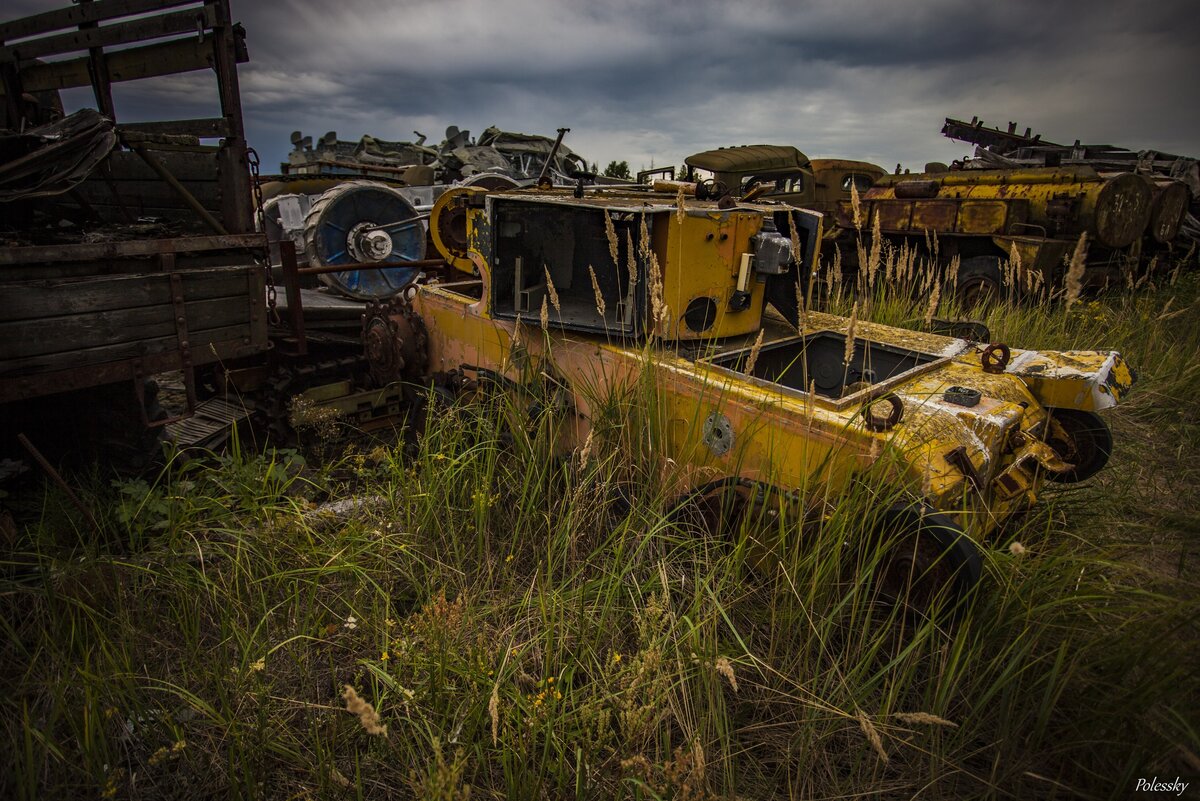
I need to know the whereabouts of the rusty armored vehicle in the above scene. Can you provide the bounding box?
[343,182,1135,607]
[0,0,268,467]
[684,145,885,218]
[686,143,1192,305]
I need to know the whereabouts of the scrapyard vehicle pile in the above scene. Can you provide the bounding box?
[0,0,1142,614]
[255,124,603,298]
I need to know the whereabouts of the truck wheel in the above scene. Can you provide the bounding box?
[871,503,981,615]
[666,478,805,570]
[1043,408,1112,483]
[955,256,1005,308]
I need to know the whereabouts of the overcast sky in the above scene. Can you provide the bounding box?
[11,0,1200,175]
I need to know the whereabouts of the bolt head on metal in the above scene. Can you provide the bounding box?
[361,229,393,260]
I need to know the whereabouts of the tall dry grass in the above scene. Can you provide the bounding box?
[1,240,1198,799]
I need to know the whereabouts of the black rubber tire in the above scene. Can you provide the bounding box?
[1043,408,1113,483]
[955,255,1005,308]
[872,503,981,615]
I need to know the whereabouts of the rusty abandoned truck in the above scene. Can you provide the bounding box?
[684,143,1192,305]
[340,181,1135,608]
[0,0,269,468]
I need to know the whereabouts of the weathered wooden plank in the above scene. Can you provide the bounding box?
[0,35,226,96]
[74,179,221,209]
[0,0,200,43]
[52,206,224,232]
[0,233,265,266]
[0,267,254,322]
[97,149,221,181]
[1,6,218,63]
[0,333,259,403]
[119,118,230,139]
[1,251,260,281]
[0,322,254,377]
[75,176,219,194]
[132,144,227,234]
[0,294,251,360]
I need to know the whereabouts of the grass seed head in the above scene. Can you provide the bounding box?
[342,685,387,737]
[1065,232,1088,310]
[867,212,882,290]
[830,245,842,295]
[856,708,888,763]
[544,266,560,313]
[604,212,620,267]
[625,230,638,290]
[795,275,806,332]
[894,712,958,728]
[489,684,500,745]
[588,265,606,317]
[844,302,858,365]
[744,330,765,376]
[715,656,739,693]
[789,211,802,264]
[648,253,668,329]
[924,281,942,328]
[577,427,594,471]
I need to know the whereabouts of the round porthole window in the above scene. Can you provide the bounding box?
[684,297,718,332]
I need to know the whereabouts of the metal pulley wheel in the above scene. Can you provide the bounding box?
[303,180,427,299]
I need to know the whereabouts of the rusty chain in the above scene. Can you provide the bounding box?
[246,147,281,325]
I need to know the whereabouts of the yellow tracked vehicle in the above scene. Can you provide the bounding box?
[353,183,1136,608]
[685,144,1191,305]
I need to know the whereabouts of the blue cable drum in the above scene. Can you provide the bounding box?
[302,180,427,299]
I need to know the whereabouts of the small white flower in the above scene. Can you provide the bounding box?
[343,615,358,630]
[1009,542,1026,556]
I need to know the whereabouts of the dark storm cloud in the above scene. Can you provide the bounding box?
[7,0,1199,174]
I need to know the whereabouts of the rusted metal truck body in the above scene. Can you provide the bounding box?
[350,184,1134,604]
[0,0,268,464]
